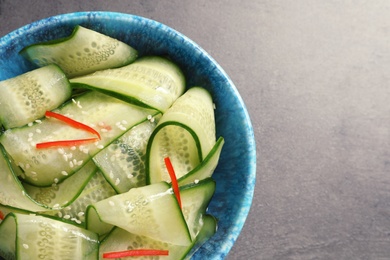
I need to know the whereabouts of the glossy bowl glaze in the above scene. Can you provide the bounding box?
[0,12,256,259]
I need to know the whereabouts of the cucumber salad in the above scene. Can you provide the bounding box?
[0,26,224,259]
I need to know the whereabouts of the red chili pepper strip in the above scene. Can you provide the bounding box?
[36,138,99,149]
[103,249,169,258]
[45,111,101,139]
[164,157,182,209]
[0,211,4,220]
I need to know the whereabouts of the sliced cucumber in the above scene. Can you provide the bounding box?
[146,87,216,184]
[0,213,99,260]
[180,178,216,240]
[93,115,161,193]
[44,170,117,226]
[20,25,138,78]
[87,182,191,246]
[98,227,188,260]
[0,91,158,187]
[0,64,71,129]
[98,214,217,260]
[0,144,47,212]
[178,136,224,186]
[70,56,186,112]
[22,161,97,209]
[0,144,103,215]
[183,214,218,260]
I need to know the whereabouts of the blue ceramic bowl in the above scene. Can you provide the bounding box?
[0,12,256,259]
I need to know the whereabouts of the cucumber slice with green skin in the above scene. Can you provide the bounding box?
[0,144,47,212]
[182,214,218,260]
[0,64,71,129]
[0,91,158,187]
[179,178,216,240]
[20,25,138,78]
[0,145,99,213]
[0,213,99,260]
[22,161,97,210]
[43,170,117,226]
[146,87,216,184]
[93,114,161,193]
[70,56,186,113]
[87,182,192,246]
[98,227,188,260]
[98,214,217,260]
[178,136,224,186]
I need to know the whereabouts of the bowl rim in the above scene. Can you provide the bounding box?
[0,11,257,259]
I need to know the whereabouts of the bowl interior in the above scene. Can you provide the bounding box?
[0,12,256,259]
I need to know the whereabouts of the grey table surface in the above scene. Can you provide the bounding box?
[1,1,390,259]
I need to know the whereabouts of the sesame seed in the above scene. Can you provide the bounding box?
[57,212,63,218]
[97,145,104,149]
[75,219,82,224]
[70,146,76,150]
[122,120,128,125]
[63,154,68,161]
[30,171,37,176]
[63,215,71,219]
[77,212,85,217]
[28,122,33,127]
[58,148,64,154]
[23,244,29,249]
[77,160,83,166]
[115,178,120,185]
[36,129,41,134]
[61,171,68,176]
[101,128,108,133]
[28,133,34,137]
[147,115,152,120]
[109,201,115,206]
[72,98,77,104]
[54,178,59,183]
[53,203,60,208]
[109,171,114,179]
[35,119,42,124]
[69,161,74,168]
[82,148,89,154]
[194,179,199,184]
[25,164,30,169]
[27,138,33,142]
[127,174,134,179]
